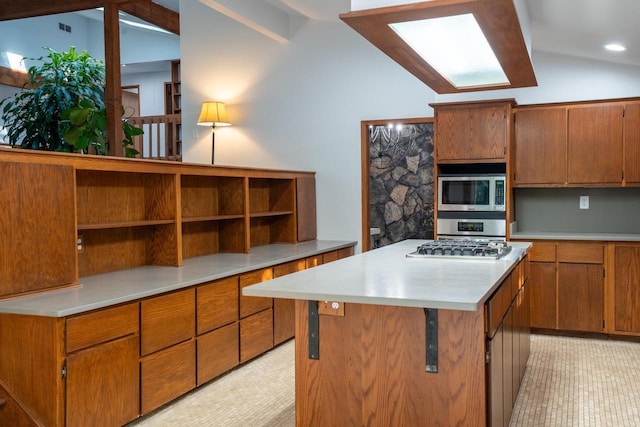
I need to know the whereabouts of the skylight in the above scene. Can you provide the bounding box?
[389,14,509,88]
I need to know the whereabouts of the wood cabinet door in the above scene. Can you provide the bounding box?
[567,105,623,184]
[435,108,471,161]
[558,263,604,331]
[488,324,504,427]
[436,106,508,161]
[471,104,508,161]
[502,305,514,425]
[614,245,640,333]
[239,268,273,318]
[529,262,557,329]
[624,103,640,183]
[514,108,567,185]
[66,335,139,427]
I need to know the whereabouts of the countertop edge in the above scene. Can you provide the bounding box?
[244,241,532,312]
[0,240,357,317]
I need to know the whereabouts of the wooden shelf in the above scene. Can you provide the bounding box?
[182,214,245,223]
[78,220,176,230]
[249,211,294,218]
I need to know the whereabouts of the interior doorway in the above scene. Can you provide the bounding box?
[361,117,434,251]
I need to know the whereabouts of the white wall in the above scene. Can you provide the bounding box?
[180,1,435,252]
[121,71,171,116]
[434,50,640,105]
[0,14,90,69]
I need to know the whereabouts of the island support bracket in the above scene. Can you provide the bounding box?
[308,300,319,360]
[425,308,438,373]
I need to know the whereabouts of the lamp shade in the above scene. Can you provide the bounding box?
[197,101,231,127]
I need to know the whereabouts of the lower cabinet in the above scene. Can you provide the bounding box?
[66,307,139,427]
[486,256,530,427]
[67,338,139,426]
[0,246,355,426]
[524,241,605,333]
[613,244,640,334]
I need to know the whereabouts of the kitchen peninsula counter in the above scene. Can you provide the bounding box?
[243,239,532,427]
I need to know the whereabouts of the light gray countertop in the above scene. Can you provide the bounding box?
[243,239,532,312]
[510,231,640,241]
[0,240,355,317]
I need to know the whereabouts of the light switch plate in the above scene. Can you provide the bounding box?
[580,196,589,209]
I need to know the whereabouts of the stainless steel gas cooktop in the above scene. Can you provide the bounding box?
[406,240,512,260]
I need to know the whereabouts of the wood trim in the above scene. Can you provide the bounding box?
[121,0,180,35]
[360,120,371,252]
[340,0,536,94]
[0,0,179,35]
[0,66,29,88]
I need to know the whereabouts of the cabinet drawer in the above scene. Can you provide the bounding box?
[529,242,556,262]
[239,268,273,318]
[322,250,339,264]
[197,276,238,335]
[486,276,510,338]
[141,339,196,414]
[558,243,604,264]
[337,247,354,259]
[305,255,322,269]
[66,302,138,353]
[274,259,305,277]
[197,322,239,385]
[240,308,273,363]
[141,288,195,356]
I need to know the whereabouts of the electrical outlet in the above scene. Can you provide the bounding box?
[579,196,589,209]
[77,235,85,253]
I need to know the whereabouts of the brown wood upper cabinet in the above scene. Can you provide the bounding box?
[514,100,640,187]
[567,105,623,184]
[624,103,640,183]
[433,101,512,162]
[513,107,567,185]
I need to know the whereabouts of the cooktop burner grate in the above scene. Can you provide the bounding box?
[406,240,512,260]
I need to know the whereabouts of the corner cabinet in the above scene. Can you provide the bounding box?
[432,100,513,163]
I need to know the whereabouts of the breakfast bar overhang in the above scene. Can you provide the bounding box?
[243,239,532,427]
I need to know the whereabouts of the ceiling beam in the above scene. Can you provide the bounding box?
[0,66,29,88]
[121,1,180,35]
[0,0,179,35]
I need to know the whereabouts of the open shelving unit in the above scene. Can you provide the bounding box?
[249,178,296,247]
[0,149,316,296]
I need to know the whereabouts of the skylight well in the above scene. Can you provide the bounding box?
[389,14,509,88]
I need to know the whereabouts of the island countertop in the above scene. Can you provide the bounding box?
[243,239,532,311]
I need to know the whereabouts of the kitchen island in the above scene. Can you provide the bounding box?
[243,239,532,427]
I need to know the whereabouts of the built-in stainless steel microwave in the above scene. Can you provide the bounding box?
[437,174,506,212]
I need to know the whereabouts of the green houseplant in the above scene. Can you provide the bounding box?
[0,47,141,156]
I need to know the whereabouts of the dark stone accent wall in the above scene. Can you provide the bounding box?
[369,123,434,248]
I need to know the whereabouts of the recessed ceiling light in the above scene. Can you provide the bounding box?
[604,43,626,52]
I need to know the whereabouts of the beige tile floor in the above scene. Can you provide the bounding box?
[129,334,640,426]
[510,335,640,427]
